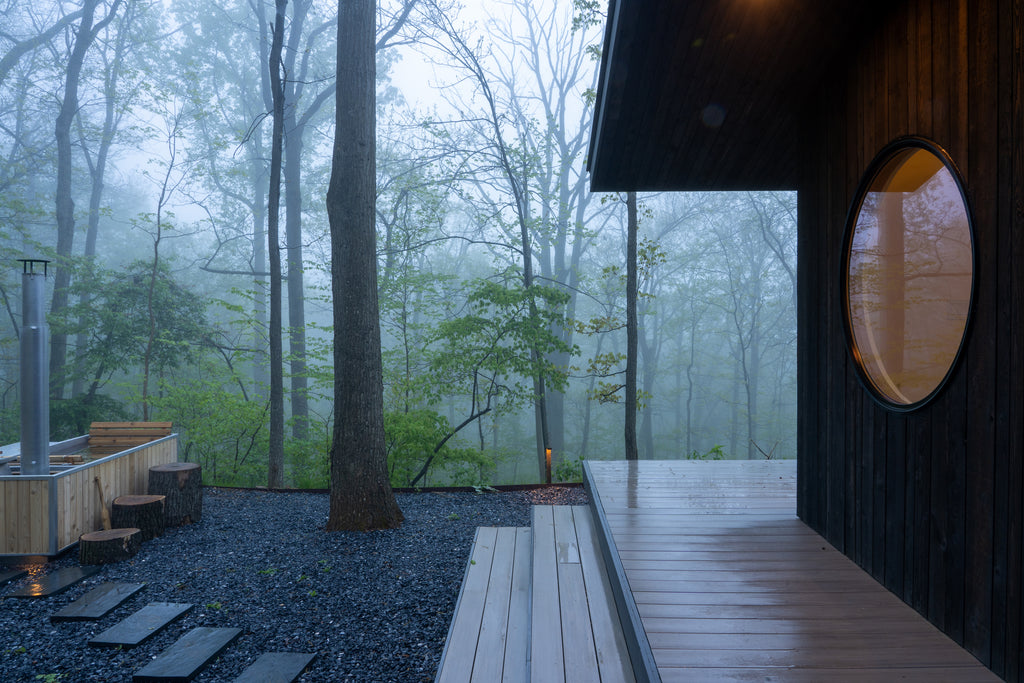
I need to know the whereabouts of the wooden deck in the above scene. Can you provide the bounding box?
[584,459,1000,683]
[435,506,634,682]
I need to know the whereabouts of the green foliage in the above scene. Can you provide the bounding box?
[0,406,19,445]
[554,455,585,483]
[53,261,209,393]
[49,394,128,441]
[149,378,268,487]
[445,459,496,488]
[431,279,576,402]
[571,0,604,31]
[286,435,329,489]
[687,445,726,461]
[384,409,491,487]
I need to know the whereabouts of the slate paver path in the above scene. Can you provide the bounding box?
[51,582,145,621]
[89,602,193,649]
[232,652,316,683]
[0,568,27,588]
[133,626,242,682]
[5,566,100,598]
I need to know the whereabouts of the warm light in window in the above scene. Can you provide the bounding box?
[843,139,974,409]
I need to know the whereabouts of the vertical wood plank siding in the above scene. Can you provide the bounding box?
[797,0,1024,678]
[0,437,177,556]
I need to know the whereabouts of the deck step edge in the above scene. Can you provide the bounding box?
[583,461,662,683]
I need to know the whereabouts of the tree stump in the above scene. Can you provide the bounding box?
[112,495,166,541]
[79,528,141,565]
[148,462,202,526]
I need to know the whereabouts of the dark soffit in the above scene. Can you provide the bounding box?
[588,0,884,192]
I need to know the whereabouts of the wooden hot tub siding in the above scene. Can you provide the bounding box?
[0,435,178,556]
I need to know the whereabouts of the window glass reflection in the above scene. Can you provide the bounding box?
[846,146,973,406]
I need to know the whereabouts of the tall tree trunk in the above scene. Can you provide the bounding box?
[281,0,313,441]
[73,8,129,399]
[51,0,113,400]
[746,323,760,459]
[267,0,287,488]
[284,112,309,440]
[624,191,638,461]
[325,0,402,531]
[434,13,552,481]
[640,346,657,459]
[141,109,183,420]
[252,151,269,397]
[685,318,698,456]
[730,364,740,457]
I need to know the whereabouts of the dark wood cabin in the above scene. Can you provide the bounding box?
[589,0,1024,679]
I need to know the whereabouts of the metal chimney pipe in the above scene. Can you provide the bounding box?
[19,259,50,475]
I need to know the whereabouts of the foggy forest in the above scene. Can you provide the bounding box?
[0,0,797,489]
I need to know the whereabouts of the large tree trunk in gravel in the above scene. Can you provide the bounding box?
[324,0,402,531]
[148,463,202,526]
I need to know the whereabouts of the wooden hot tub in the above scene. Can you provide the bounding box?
[0,434,178,557]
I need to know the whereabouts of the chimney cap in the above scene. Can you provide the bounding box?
[17,259,50,275]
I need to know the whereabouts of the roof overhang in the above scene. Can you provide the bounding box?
[588,0,885,192]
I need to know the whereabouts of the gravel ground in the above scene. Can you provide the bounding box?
[0,485,587,683]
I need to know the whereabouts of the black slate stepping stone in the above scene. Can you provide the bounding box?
[233,652,316,683]
[133,626,242,682]
[6,566,100,598]
[89,602,193,648]
[51,582,145,621]
[0,568,27,588]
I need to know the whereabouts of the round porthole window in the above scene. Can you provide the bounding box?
[842,138,975,410]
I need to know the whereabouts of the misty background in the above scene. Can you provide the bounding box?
[0,0,797,487]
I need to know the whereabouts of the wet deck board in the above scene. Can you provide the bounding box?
[436,526,529,683]
[530,505,634,683]
[585,460,1000,682]
[437,510,633,683]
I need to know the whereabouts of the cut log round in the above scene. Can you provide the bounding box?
[79,528,141,565]
[112,494,166,542]
[147,462,202,526]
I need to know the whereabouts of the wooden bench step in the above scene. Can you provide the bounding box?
[133,626,242,682]
[435,526,531,682]
[89,421,172,456]
[0,568,27,588]
[51,582,145,621]
[89,602,193,648]
[530,505,635,683]
[232,652,316,682]
[6,566,100,598]
[90,421,172,434]
[436,506,637,682]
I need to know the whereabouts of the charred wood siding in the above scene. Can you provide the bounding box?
[797,0,1024,677]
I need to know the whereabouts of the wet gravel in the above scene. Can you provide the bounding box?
[0,485,587,683]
